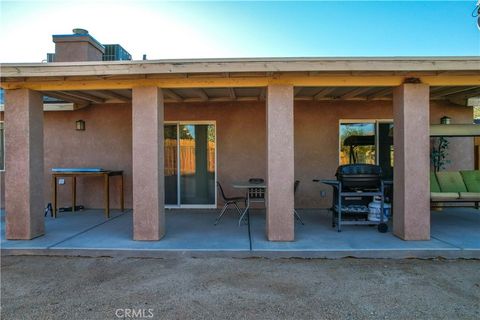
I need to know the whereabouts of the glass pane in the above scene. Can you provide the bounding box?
[0,122,4,171]
[340,123,376,165]
[180,124,216,205]
[164,125,178,205]
[378,123,394,179]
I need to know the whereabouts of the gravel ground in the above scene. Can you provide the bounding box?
[1,256,479,320]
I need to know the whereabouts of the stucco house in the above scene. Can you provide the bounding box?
[0,29,479,242]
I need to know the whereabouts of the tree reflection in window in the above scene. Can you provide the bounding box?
[340,123,376,165]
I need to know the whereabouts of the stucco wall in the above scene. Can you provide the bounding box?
[0,99,473,210]
[0,111,3,209]
[54,41,103,62]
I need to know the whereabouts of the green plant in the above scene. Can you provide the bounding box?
[431,137,450,172]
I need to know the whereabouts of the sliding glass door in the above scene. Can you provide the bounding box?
[164,122,216,207]
[164,124,178,205]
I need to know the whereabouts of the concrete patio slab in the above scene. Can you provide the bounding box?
[1,208,479,258]
[50,209,250,251]
[431,208,480,250]
[248,209,480,258]
[250,210,457,251]
[1,209,125,249]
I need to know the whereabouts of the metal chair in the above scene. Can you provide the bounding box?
[294,180,305,225]
[215,182,246,225]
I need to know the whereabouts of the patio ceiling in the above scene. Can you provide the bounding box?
[41,85,480,107]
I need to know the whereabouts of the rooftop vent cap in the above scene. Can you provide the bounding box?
[72,28,89,35]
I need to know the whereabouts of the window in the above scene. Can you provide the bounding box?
[340,120,394,179]
[0,121,4,171]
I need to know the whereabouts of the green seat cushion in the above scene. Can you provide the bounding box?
[430,172,441,192]
[430,192,459,201]
[459,192,480,200]
[436,171,468,193]
[460,170,480,192]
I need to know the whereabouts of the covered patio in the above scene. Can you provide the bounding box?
[2,208,479,258]
[1,57,480,245]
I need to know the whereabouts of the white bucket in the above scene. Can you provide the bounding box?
[368,198,391,222]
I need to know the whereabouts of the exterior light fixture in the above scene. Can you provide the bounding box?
[76,120,86,131]
[440,116,451,125]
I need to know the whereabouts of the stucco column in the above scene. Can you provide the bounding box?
[5,89,44,240]
[266,84,295,241]
[393,83,430,240]
[132,87,165,240]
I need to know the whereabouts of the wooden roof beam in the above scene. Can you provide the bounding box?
[366,87,392,100]
[313,87,336,100]
[194,88,209,101]
[340,87,372,99]
[98,90,130,102]
[431,86,480,99]
[228,88,236,100]
[43,91,90,104]
[260,87,266,100]
[59,91,105,103]
[446,88,480,100]
[162,89,183,102]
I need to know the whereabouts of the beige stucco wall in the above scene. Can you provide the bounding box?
[54,41,103,62]
[0,99,473,210]
[0,111,4,209]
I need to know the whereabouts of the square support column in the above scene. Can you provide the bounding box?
[132,87,165,240]
[393,83,430,240]
[266,84,295,241]
[5,89,44,239]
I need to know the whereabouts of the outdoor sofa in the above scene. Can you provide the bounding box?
[430,170,480,207]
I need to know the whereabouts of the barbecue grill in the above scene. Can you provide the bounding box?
[316,164,388,233]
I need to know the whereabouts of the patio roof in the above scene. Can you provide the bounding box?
[1,57,478,109]
[2,57,480,77]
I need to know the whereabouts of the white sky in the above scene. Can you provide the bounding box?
[0,0,235,62]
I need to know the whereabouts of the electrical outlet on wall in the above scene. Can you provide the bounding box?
[58,178,65,185]
[320,191,327,197]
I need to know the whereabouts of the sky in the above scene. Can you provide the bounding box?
[0,0,479,62]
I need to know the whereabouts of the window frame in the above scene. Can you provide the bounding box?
[0,121,4,172]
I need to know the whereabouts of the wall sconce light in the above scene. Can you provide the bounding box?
[440,116,451,125]
[76,120,85,131]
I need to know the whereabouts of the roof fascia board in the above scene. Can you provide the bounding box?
[1,58,480,78]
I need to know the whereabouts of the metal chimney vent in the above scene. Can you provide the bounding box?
[72,28,89,35]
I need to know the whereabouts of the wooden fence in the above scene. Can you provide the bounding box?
[165,138,215,176]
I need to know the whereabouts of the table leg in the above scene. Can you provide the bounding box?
[52,176,57,218]
[72,176,76,213]
[104,174,110,218]
[120,174,124,212]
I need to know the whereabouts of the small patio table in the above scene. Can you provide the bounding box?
[232,181,267,226]
[51,170,124,219]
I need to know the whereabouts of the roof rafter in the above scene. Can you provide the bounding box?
[294,87,303,96]
[193,88,209,101]
[228,88,236,99]
[162,89,183,102]
[431,86,480,99]
[44,91,90,104]
[59,91,105,103]
[340,87,372,99]
[313,87,336,100]
[98,90,130,102]
[366,87,392,100]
